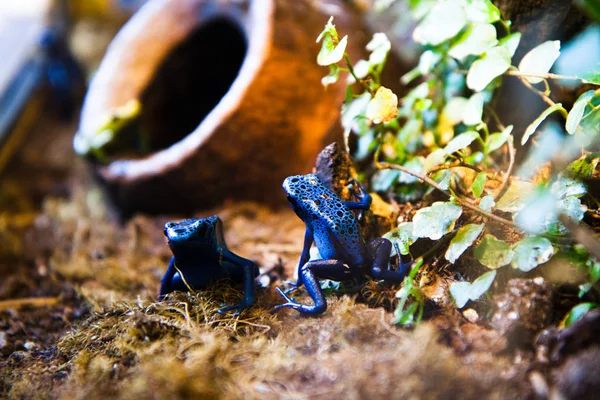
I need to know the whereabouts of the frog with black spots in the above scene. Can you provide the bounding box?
[276,174,411,315]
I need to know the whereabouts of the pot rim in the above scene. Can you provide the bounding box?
[86,0,274,182]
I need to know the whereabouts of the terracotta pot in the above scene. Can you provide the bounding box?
[76,0,365,215]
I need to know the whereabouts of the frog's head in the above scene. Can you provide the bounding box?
[283,174,339,220]
[163,216,220,245]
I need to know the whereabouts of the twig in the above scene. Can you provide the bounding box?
[485,105,506,131]
[506,70,582,81]
[344,53,372,94]
[495,135,516,203]
[0,297,58,311]
[426,162,483,174]
[374,158,517,228]
[516,76,557,108]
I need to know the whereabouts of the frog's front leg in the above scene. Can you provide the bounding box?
[217,249,259,315]
[275,259,353,315]
[369,238,411,283]
[344,179,372,210]
[159,256,177,297]
[284,227,314,293]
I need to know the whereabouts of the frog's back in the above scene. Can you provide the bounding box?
[284,174,366,264]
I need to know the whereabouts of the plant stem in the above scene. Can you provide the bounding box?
[494,135,516,203]
[485,105,507,131]
[344,53,372,94]
[515,76,569,118]
[427,161,483,174]
[374,156,517,228]
[505,70,583,81]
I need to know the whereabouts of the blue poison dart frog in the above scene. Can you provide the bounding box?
[160,216,259,315]
[276,174,411,315]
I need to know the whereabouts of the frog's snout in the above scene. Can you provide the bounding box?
[164,222,176,236]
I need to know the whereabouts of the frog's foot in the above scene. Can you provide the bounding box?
[282,280,301,295]
[370,238,410,283]
[217,300,252,316]
[273,287,301,309]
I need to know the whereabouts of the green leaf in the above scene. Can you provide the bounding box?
[445,223,484,263]
[566,153,600,179]
[514,189,558,234]
[372,169,399,192]
[434,169,452,190]
[518,40,561,84]
[469,270,497,300]
[449,23,498,60]
[443,97,469,125]
[499,32,521,57]
[413,0,467,46]
[486,125,513,153]
[341,93,371,134]
[463,93,485,126]
[551,176,587,199]
[474,234,514,269]
[467,46,511,92]
[367,32,392,65]
[384,222,416,256]
[450,282,472,308]
[479,195,495,211]
[521,103,564,145]
[317,34,348,66]
[582,68,600,84]
[464,0,501,23]
[566,90,596,134]
[418,50,443,74]
[511,236,554,272]
[424,148,447,172]
[347,59,370,84]
[495,180,536,212]
[472,172,487,197]
[560,302,597,328]
[316,16,338,43]
[412,201,463,240]
[321,64,340,87]
[450,270,497,308]
[444,131,480,154]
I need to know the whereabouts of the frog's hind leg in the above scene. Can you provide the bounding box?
[275,259,351,315]
[217,250,259,315]
[369,238,410,283]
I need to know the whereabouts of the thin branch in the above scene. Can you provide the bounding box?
[344,53,372,94]
[426,162,501,182]
[374,158,517,228]
[505,70,582,81]
[427,161,483,174]
[485,104,506,131]
[494,135,516,202]
[516,76,556,108]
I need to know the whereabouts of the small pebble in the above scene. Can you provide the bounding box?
[463,308,479,323]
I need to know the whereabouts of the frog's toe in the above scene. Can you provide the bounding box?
[275,287,293,302]
[274,301,302,311]
[274,288,303,310]
[217,302,250,315]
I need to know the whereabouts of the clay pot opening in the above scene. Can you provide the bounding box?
[139,17,248,152]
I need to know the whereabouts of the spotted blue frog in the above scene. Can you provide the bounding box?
[160,216,259,314]
[276,174,411,315]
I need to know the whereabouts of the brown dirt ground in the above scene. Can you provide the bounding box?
[0,111,595,399]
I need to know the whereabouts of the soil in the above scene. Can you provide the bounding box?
[1,110,599,399]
